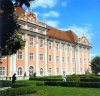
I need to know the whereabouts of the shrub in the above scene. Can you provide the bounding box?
[0,80,12,87]
[44,81,100,88]
[11,83,29,88]
[0,86,37,96]
[80,78,100,82]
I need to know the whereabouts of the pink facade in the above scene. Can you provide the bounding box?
[0,7,91,80]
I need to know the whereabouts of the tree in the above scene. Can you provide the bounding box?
[14,0,35,7]
[0,0,25,56]
[91,56,100,74]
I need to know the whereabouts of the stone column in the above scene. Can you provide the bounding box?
[60,42,63,75]
[25,33,29,76]
[65,44,68,75]
[54,40,57,75]
[45,37,48,76]
[36,35,40,76]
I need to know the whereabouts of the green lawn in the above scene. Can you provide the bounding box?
[19,85,100,96]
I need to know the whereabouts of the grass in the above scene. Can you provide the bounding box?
[17,80,100,96]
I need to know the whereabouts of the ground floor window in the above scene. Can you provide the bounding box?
[17,67,22,75]
[0,67,5,75]
[56,68,59,75]
[48,68,52,75]
[29,66,34,76]
[40,68,43,76]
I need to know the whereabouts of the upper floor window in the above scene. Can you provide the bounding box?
[49,55,52,62]
[40,54,44,61]
[0,67,5,75]
[40,30,44,34]
[17,67,22,75]
[56,56,59,62]
[62,44,65,51]
[56,43,59,50]
[68,57,70,64]
[29,53,34,60]
[40,39,44,48]
[18,50,23,60]
[48,41,52,49]
[29,37,34,46]
[62,57,65,63]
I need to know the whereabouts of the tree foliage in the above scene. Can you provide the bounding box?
[14,0,35,7]
[91,56,100,74]
[0,0,25,56]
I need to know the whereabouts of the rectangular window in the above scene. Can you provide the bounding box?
[40,39,44,48]
[49,55,52,61]
[56,56,59,62]
[56,68,59,75]
[18,50,23,60]
[40,30,43,34]
[48,41,52,49]
[0,67,5,75]
[56,43,59,50]
[48,68,52,74]
[62,44,65,51]
[29,53,34,60]
[40,54,44,61]
[29,37,34,46]
[68,57,70,64]
[62,57,65,63]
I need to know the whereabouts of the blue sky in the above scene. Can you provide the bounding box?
[22,0,100,59]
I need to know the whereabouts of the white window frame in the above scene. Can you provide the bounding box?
[56,43,59,51]
[40,39,44,48]
[40,68,44,76]
[56,56,59,62]
[62,57,65,63]
[56,68,59,75]
[0,67,5,76]
[48,41,52,50]
[48,68,52,75]
[18,50,23,60]
[39,54,44,61]
[29,52,34,60]
[29,37,34,46]
[48,55,52,62]
[62,44,65,51]
[17,67,23,76]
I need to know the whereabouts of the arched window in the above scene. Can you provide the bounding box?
[18,67,22,75]
[29,66,34,75]
[40,68,43,76]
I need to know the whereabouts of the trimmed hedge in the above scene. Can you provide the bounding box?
[80,78,100,82]
[11,83,29,88]
[29,76,62,81]
[0,86,37,96]
[0,80,11,87]
[44,81,100,88]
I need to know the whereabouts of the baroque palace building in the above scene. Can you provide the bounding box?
[0,7,91,80]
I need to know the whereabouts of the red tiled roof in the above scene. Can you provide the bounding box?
[15,7,25,15]
[15,7,78,43]
[47,25,78,43]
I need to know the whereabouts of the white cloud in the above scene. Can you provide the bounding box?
[30,0,58,9]
[63,25,94,41]
[46,20,59,27]
[61,1,67,7]
[43,11,59,18]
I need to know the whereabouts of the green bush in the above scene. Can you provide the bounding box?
[0,86,37,96]
[11,83,29,88]
[29,76,62,81]
[36,82,44,86]
[0,80,12,87]
[44,81,100,88]
[80,78,100,82]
